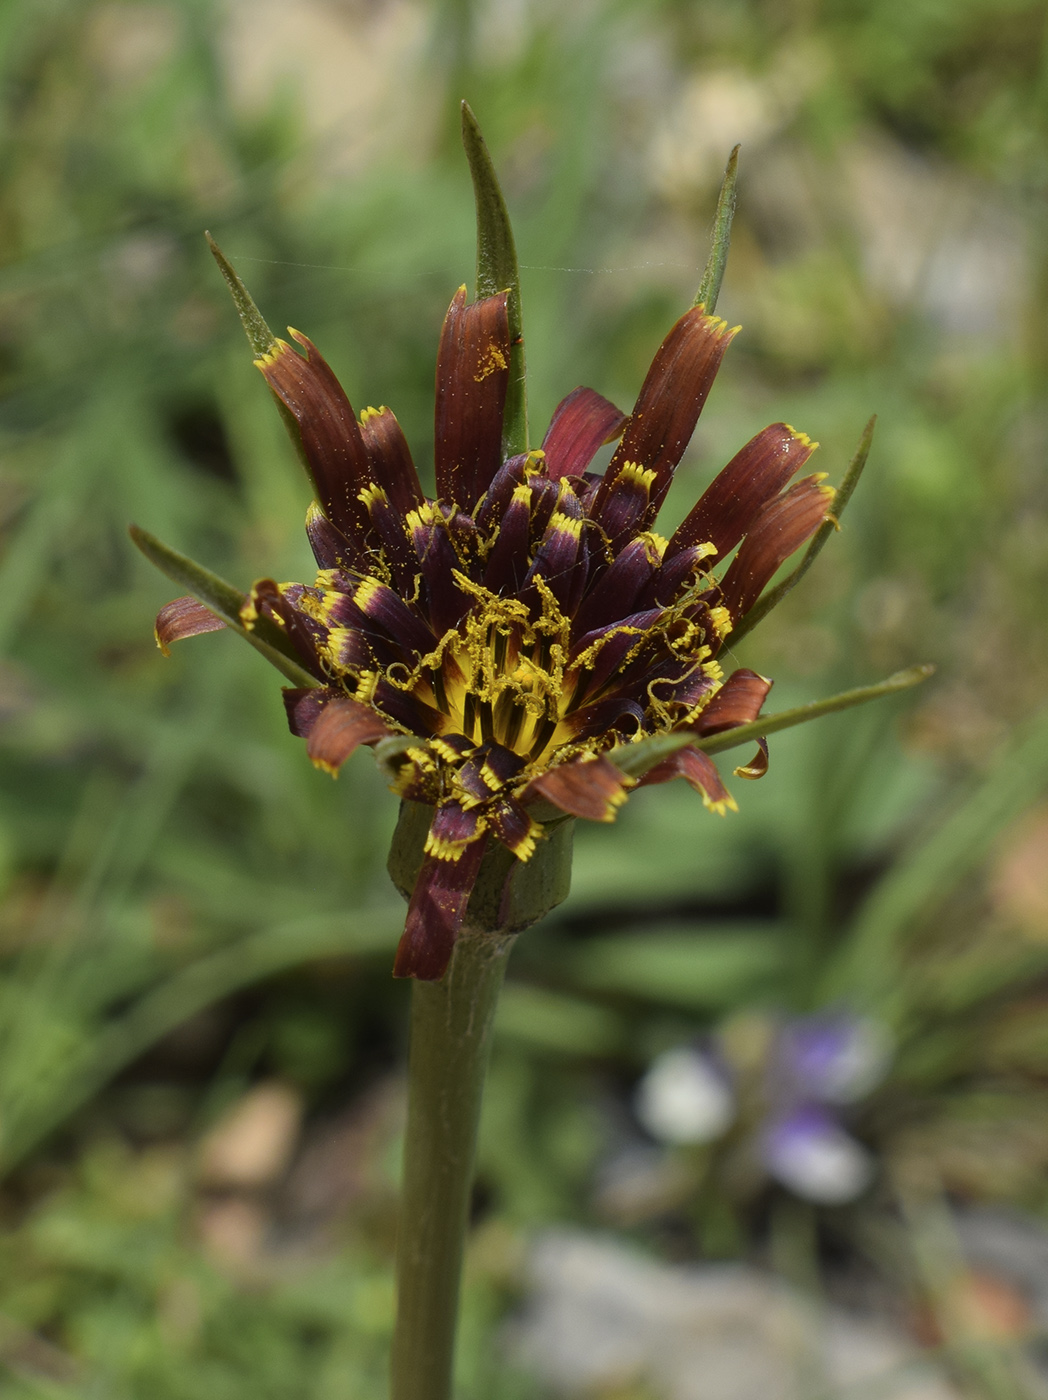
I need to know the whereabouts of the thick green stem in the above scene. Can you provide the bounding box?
[391,927,514,1400]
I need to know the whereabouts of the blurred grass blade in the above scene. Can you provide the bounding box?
[129,525,318,688]
[694,145,739,314]
[461,100,528,455]
[0,909,403,1174]
[205,231,277,357]
[822,701,1048,1014]
[609,665,934,779]
[732,416,876,644]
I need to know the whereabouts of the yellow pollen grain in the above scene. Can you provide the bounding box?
[359,406,388,424]
[474,343,509,382]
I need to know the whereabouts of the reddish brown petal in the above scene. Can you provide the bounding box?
[694,668,773,735]
[718,475,835,620]
[306,695,393,774]
[591,309,738,531]
[154,596,225,655]
[524,755,632,822]
[393,830,489,981]
[542,386,627,481]
[488,795,541,861]
[734,738,769,780]
[434,287,511,511]
[639,746,736,814]
[256,333,375,549]
[358,406,424,518]
[667,423,817,563]
[282,685,341,738]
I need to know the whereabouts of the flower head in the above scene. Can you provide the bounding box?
[185,288,830,978]
[138,121,925,983]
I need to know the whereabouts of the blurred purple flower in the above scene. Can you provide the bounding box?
[763,1103,874,1204]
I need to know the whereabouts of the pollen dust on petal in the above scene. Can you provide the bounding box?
[474,343,509,382]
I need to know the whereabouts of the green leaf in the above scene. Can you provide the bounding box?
[461,101,528,456]
[731,415,876,645]
[694,145,739,315]
[129,524,319,689]
[608,665,934,780]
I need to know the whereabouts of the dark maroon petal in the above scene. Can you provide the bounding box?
[305,503,356,570]
[358,405,423,517]
[564,696,647,744]
[639,746,736,813]
[393,820,489,981]
[475,453,537,534]
[324,624,376,674]
[637,544,713,610]
[569,608,662,695]
[327,577,437,662]
[434,287,511,511]
[718,475,835,620]
[542,386,627,481]
[242,578,326,678]
[409,507,475,635]
[306,695,393,774]
[519,508,585,610]
[371,677,447,737]
[483,481,533,595]
[488,795,540,860]
[256,333,375,548]
[592,461,659,556]
[666,423,817,563]
[154,596,225,655]
[527,475,563,543]
[282,684,341,738]
[359,485,417,594]
[571,536,662,640]
[591,310,738,532]
[694,668,773,735]
[524,754,632,821]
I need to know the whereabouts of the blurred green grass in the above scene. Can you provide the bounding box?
[0,0,1047,1394]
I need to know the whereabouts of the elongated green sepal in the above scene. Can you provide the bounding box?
[732,416,877,645]
[461,100,528,457]
[694,145,739,315]
[608,665,933,780]
[205,232,277,358]
[129,524,319,689]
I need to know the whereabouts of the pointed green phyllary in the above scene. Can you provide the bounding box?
[608,665,934,782]
[205,232,277,358]
[731,415,877,645]
[694,145,739,315]
[206,232,312,478]
[128,525,319,689]
[461,101,528,457]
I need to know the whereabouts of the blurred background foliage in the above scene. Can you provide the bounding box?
[1,0,1048,1395]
